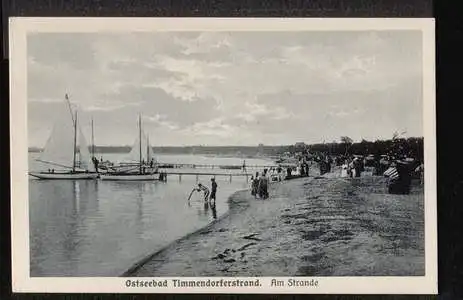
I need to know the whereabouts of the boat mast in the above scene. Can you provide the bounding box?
[139,114,142,174]
[73,111,78,172]
[91,118,95,158]
[146,135,150,163]
[65,93,75,124]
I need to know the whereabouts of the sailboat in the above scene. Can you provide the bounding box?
[29,94,99,180]
[100,115,159,181]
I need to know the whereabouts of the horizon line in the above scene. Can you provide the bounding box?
[28,136,424,149]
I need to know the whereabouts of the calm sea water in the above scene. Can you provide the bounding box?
[29,153,273,276]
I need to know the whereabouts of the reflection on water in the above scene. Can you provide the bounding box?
[210,202,218,220]
[29,172,250,276]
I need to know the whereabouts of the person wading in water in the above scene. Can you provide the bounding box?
[188,183,210,205]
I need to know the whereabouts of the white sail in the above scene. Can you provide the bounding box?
[77,127,95,172]
[125,130,156,163]
[145,134,156,163]
[37,105,75,170]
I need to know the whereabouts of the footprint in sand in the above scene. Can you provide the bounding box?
[237,242,257,251]
[242,233,262,241]
[211,253,227,260]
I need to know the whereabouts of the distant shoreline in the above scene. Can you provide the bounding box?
[27,146,277,159]
[28,136,425,159]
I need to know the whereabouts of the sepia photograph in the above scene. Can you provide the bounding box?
[10,18,436,294]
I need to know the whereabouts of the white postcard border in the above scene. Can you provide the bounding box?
[10,17,437,294]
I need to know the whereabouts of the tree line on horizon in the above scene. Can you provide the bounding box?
[28,136,424,161]
[303,136,424,161]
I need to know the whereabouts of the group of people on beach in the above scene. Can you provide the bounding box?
[315,156,332,175]
[340,157,365,178]
[186,149,423,209]
[286,149,424,196]
[335,152,423,195]
[250,170,270,199]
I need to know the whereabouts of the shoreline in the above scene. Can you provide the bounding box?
[123,175,318,277]
[122,170,311,276]
[125,171,424,277]
[121,186,249,276]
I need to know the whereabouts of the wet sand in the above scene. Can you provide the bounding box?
[125,172,424,277]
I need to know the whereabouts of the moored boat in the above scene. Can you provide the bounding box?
[29,171,99,180]
[100,114,159,181]
[29,94,98,180]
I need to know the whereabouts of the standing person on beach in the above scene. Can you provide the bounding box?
[326,156,332,173]
[347,159,354,177]
[415,162,424,185]
[303,161,309,176]
[373,155,381,175]
[286,167,292,179]
[319,155,328,175]
[251,172,259,198]
[353,157,361,177]
[258,170,269,199]
[210,178,218,204]
[341,161,348,177]
[250,176,255,195]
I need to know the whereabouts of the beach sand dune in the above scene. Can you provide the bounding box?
[126,174,424,277]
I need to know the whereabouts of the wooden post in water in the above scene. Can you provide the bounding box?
[179,174,182,182]
[229,174,232,183]
[196,174,199,183]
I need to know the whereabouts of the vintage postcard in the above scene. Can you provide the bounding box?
[9,17,436,294]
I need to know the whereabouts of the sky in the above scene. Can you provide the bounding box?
[27,30,423,147]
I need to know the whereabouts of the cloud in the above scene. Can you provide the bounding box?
[145,114,179,130]
[182,117,236,137]
[27,30,423,146]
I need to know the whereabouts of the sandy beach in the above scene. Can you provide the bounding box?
[125,171,424,277]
